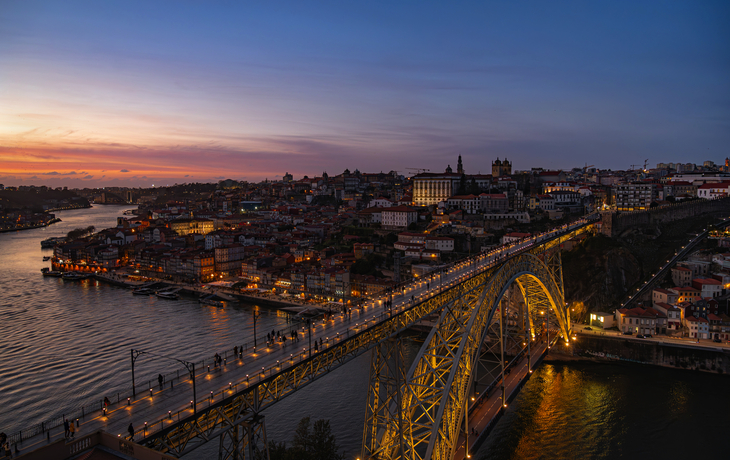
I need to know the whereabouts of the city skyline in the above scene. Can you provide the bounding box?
[1,0,729,188]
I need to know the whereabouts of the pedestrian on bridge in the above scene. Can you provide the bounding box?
[63,419,70,438]
[158,374,164,388]
[69,421,75,439]
[128,423,134,441]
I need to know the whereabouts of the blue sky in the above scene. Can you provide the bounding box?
[1,1,728,186]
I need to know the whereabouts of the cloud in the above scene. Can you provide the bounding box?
[82,175,94,179]
[43,171,59,175]
[184,175,189,177]
[120,169,129,172]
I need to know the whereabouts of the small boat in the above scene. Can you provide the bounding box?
[41,268,64,277]
[132,288,154,295]
[43,256,52,261]
[199,296,225,307]
[155,291,180,300]
[62,272,91,281]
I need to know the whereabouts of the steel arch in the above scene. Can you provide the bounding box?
[365,252,571,460]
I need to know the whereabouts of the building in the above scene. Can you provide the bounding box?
[653,302,682,332]
[501,232,531,245]
[614,182,656,211]
[589,312,615,329]
[692,278,722,298]
[492,158,512,177]
[381,206,419,230]
[412,170,461,206]
[616,307,659,335]
[671,266,692,287]
[480,193,509,212]
[446,195,481,214]
[652,288,679,307]
[685,316,709,339]
[169,219,215,236]
[669,286,701,303]
[425,236,454,252]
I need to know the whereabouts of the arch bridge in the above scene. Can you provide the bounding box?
[362,250,571,460]
[136,222,591,459]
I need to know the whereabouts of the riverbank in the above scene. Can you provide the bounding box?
[92,271,321,312]
[0,217,61,233]
[549,333,730,375]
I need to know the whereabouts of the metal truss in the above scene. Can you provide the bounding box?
[218,414,269,460]
[365,253,572,460]
[142,274,477,457]
[139,224,593,459]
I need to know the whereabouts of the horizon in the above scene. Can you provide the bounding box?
[2,1,729,188]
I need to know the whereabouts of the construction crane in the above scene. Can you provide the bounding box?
[583,163,595,174]
[643,159,649,171]
[406,168,430,174]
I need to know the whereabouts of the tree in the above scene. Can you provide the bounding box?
[66,225,95,240]
[267,417,344,460]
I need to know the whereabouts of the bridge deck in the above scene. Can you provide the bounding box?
[12,218,596,458]
[453,335,556,459]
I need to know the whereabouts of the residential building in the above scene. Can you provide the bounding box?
[671,266,692,287]
[692,278,722,298]
[381,206,418,230]
[652,288,679,307]
[685,316,709,339]
[614,182,656,211]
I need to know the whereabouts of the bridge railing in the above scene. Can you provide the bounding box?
[4,310,329,447]
[6,215,599,448]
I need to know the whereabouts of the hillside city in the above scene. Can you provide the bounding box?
[4,157,730,344]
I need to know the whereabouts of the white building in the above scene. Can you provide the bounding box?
[697,181,730,199]
[425,236,454,252]
[381,206,419,229]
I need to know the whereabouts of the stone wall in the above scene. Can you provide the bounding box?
[571,334,730,374]
[601,197,730,238]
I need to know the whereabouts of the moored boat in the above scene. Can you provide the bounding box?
[155,291,179,300]
[132,288,154,295]
[62,272,92,281]
[41,268,64,277]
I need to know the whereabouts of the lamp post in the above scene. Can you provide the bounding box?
[253,311,260,348]
[130,349,198,415]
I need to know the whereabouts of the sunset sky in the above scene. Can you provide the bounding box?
[1,1,729,187]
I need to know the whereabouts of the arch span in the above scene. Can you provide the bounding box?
[363,252,572,460]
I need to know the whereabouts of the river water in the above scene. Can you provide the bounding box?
[1,205,725,459]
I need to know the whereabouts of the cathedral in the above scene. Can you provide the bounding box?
[492,158,512,177]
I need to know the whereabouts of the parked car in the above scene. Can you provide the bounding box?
[713,338,722,343]
[636,334,645,338]
[584,326,593,331]
[623,331,633,335]
[645,334,652,338]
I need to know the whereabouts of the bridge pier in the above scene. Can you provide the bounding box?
[217,414,269,460]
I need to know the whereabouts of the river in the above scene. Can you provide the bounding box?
[0,205,725,459]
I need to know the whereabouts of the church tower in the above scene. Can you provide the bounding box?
[457,155,464,175]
